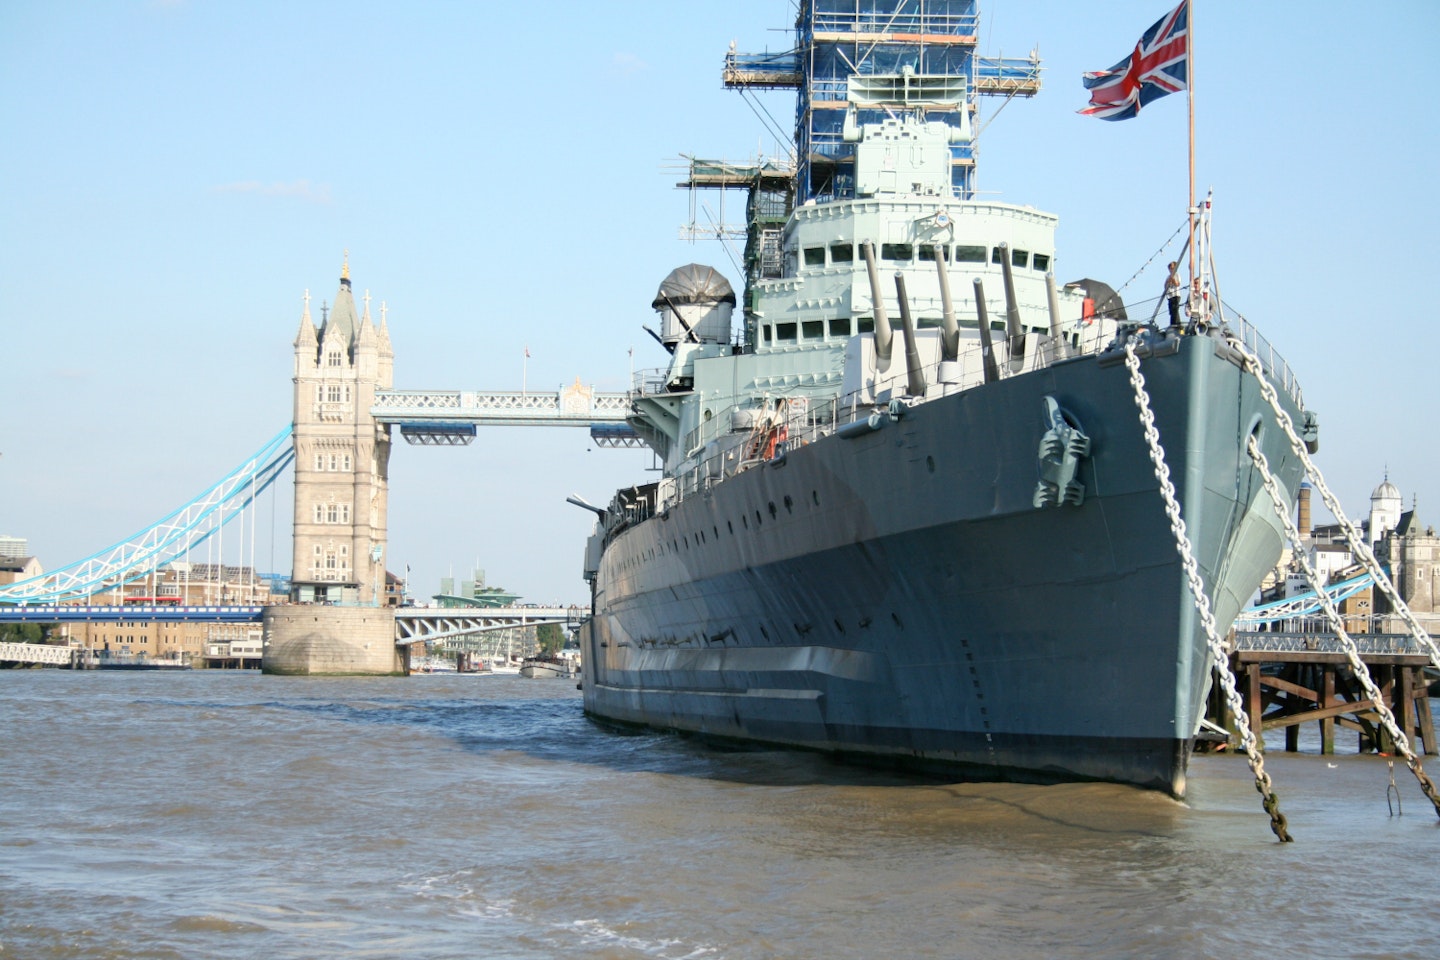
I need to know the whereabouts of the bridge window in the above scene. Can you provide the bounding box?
[803,247,826,267]
[1033,253,1051,272]
[881,243,912,262]
[955,245,985,263]
[776,322,797,343]
[918,244,948,262]
[830,318,851,337]
[802,320,823,340]
[1011,249,1030,268]
[829,242,853,263]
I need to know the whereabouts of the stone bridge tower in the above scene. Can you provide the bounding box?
[290,256,394,604]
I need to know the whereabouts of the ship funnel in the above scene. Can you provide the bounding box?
[651,264,736,348]
[861,242,894,366]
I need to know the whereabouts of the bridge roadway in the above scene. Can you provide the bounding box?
[371,384,642,446]
[393,605,581,645]
[0,641,81,666]
[0,604,264,624]
[0,604,582,647]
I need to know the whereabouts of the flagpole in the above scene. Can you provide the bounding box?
[1187,0,1197,310]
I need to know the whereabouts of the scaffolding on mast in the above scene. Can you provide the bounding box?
[678,1,1042,343]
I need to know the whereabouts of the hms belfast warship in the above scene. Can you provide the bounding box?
[578,1,1312,795]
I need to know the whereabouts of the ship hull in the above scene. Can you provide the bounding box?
[582,336,1305,795]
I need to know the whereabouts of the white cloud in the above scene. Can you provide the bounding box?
[212,180,333,204]
[611,52,647,76]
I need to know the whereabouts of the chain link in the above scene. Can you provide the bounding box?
[1225,336,1439,671]
[1247,436,1440,815]
[1123,339,1292,841]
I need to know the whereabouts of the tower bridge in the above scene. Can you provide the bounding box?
[1,256,637,674]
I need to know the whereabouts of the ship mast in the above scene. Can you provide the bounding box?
[1187,0,1199,318]
[686,1,1044,348]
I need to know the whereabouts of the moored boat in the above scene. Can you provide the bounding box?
[578,1,1311,796]
[520,655,575,679]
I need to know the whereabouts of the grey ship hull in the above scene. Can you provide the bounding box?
[581,336,1305,795]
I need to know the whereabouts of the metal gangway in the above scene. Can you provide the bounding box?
[373,381,638,446]
[394,605,583,646]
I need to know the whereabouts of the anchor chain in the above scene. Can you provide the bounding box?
[1247,436,1440,817]
[1123,338,1292,842]
[1226,336,1439,671]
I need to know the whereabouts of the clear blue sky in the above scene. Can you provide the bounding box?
[3,1,1436,604]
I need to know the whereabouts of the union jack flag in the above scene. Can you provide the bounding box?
[1080,2,1189,121]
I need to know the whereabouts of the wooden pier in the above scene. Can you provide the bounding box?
[1204,632,1437,756]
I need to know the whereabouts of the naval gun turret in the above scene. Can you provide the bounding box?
[649,263,736,391]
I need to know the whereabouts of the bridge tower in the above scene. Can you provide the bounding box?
[289,256,394,605]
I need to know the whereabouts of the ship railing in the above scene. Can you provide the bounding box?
[1233,630,1429,658]
[654,317,1305,511]
[809,9,979,36]
[722,51,802,86]
[631,368,670,397]
[1222,313,1305,410]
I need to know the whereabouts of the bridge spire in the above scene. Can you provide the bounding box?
[378,300,393,359]
[290,260,393,606]
[294,289,317,349]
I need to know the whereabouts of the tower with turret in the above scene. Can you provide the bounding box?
[1368,475,1403,546]
[289,256,394,604]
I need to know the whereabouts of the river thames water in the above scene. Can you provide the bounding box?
[1,669,1436,959]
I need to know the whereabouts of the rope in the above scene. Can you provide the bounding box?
[1123,338,1293,842]
[1109,219,1189,304]
[1224,337,1440,671]
[1248,435,1440,816]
